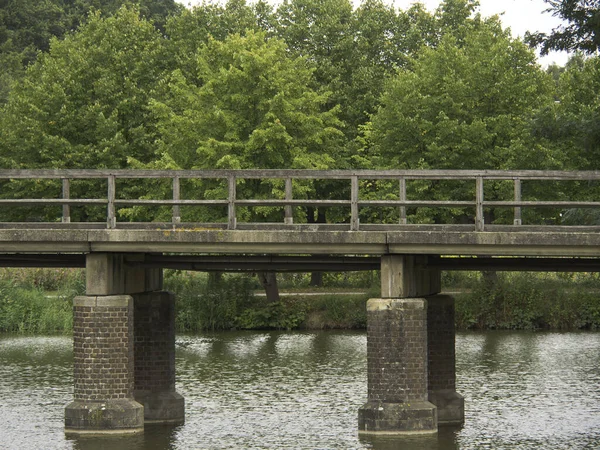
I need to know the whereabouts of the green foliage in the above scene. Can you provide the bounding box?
[534,54,600,169]
[369,19,556,172]
[236,299,307,330]
[1,7,172,170]
[166,270,374,331]
[151,30,343,172]
[0,278,76,334]
[0,267,598,333]
[127,29,345,223]
[308,294,368,329]
[0,268,84,334]
[165,271,256,332]
[0,0,181,105]
[0,267,84,292]
[362,16,564,225]
[455,272,600,331]
[526,0,600,55]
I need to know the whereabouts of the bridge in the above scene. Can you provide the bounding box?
[1,169,599,435]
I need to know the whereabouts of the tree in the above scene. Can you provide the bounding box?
[135,31,343,223]
[0,0,182,104]
[365,18,558,224]
[527,0,600,54]
[164,0,270,80]
[370,20,554,170]
[340,0,435,139]
[0,7,176,222]
[0,0,66,103]
[0,7,171,170]
[533,54,600,169]
[61,0,182,32]
[151,31,342,172]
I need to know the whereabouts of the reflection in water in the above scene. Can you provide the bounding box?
[0,331,599,449]
[359,427,460,450]
[69,424,181,450]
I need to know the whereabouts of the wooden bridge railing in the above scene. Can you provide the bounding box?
[1,169,599,231]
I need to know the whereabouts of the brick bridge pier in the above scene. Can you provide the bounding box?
[64,253,184,434]
[358,255,463,434]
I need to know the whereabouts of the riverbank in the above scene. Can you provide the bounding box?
[0,268,598,333]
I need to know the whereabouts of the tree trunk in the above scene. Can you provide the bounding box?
[208,271,223,286]
[309,271,323,287]
[258,272,280,303]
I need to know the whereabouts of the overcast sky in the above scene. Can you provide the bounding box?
[176,0,569,66]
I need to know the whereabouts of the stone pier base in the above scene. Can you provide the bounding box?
[65,295,144,434]
[427,295,464,426]
[428,390,464,426]
[358,402,437,435]
[65,399,144,434]
[133,391,185,424]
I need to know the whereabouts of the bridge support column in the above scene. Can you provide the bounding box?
[427,295,464,426]
[358,255,439,435]
[65,253,184,434]
[65,294,144,434]
[133,291,185,424]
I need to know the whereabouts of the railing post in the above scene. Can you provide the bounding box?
[62,178,71,224]
[228,175,237,230]
[284,178,293,225]
[514,178,522,226]
[107,175,116,229]
[172,176,181,225]
[475,176,484,232]
[351,176,359,231]
[399,177,407,225]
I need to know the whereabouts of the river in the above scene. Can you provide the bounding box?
[0,331,599,449]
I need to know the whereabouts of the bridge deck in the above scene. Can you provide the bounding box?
[1,227,599,258]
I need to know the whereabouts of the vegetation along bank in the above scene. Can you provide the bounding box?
[0,268,598,334]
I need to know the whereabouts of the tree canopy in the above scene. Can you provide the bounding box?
[0,7,171,169]
[0,0,599,226]
[149,30,344,171]
[368,18,556,171]
[527,0,600,54]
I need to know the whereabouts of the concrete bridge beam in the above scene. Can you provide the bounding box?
[65,253,184,435]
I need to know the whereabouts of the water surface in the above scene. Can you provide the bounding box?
[0,331,599,449]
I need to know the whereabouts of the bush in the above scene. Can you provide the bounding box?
[0,280,74,333]
[165,271,256,332]
[0,267,84,291]
[454,272,600,330]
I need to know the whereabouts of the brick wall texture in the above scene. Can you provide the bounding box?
[72,296,134,401]
[427,295,456,392]
[133,292,176,393]
[366,298,428,403]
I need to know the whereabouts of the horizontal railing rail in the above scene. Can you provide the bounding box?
[0,169,598,231]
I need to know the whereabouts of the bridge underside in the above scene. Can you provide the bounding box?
[1,253,600,272]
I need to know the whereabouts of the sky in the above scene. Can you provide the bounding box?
[175,0,570,66]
